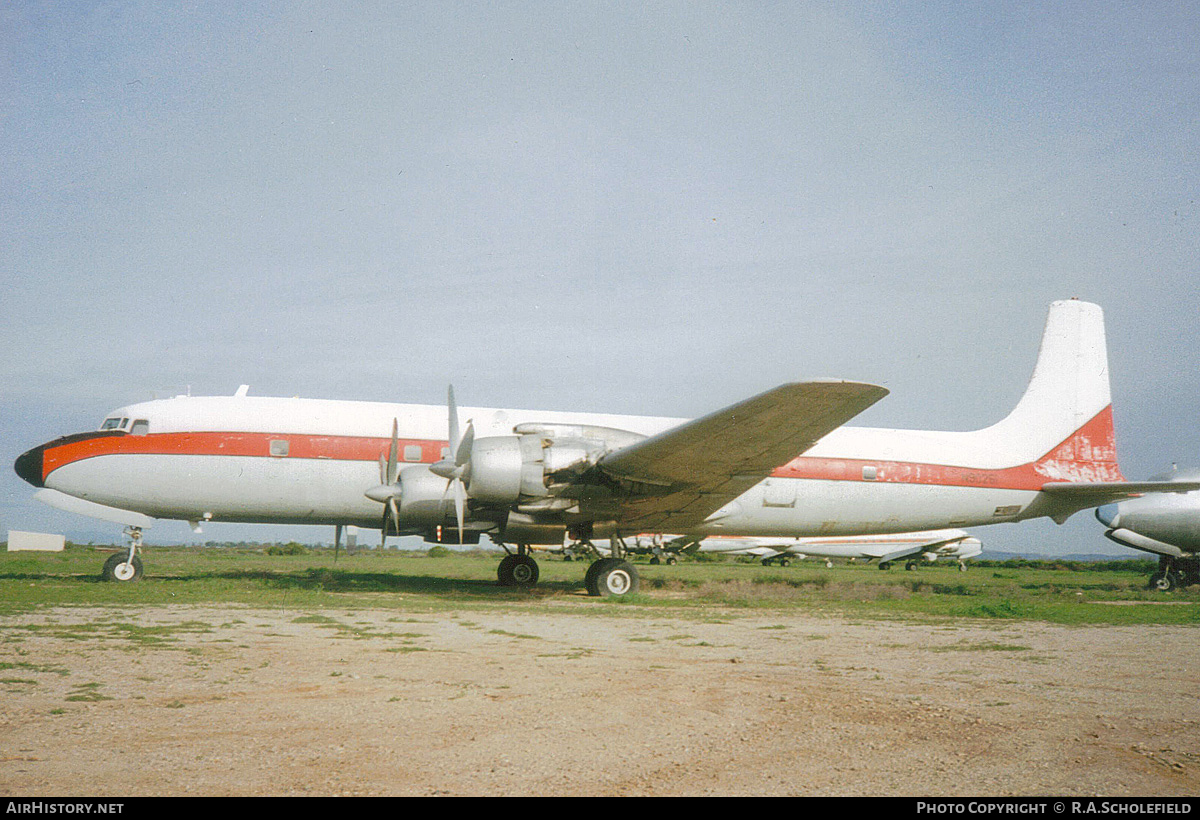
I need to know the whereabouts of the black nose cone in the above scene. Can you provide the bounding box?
[14,446,45,488]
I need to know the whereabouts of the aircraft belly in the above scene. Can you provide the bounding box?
[701,479,1037,537]
[46,454,384,527]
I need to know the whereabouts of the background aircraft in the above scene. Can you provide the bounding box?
[1096,466,1200,590]
[669,529,982,570]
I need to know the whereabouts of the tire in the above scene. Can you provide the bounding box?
[594,560,639,597]
[1150,571,1177,592]
[878,561,892,571]
[584,558,614,596]
[497,554,539,587]
[102,553,143,583]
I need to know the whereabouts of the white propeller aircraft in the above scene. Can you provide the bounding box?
[15,299,1198,595]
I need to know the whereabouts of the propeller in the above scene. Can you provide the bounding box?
[364,419,403,549]
[430,386,471,542]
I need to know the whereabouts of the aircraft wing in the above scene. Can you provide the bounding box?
[596,380,888,532]
[875,531,973,565]
[1039,480,1200,523]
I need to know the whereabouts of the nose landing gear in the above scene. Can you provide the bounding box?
[101,527,144,582]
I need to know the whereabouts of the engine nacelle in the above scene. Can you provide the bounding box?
[465,425,644,506]
[396,465,456,526]
[500,511,567,545]
[466,435,547,503]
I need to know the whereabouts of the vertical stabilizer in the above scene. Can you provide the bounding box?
[982,300,1121,480]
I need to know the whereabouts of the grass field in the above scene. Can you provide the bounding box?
[1,544,1197,626]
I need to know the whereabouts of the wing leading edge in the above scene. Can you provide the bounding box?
[596,380,889,532]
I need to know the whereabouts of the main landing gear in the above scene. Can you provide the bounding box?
[101,527,145,582]
[497,546,540,587]
[1149,556,1199,592]
[495,537,641,597]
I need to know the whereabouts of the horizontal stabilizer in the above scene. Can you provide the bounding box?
[1041,480,1200,501]
[34,489,155,529]
[1039,480,1200,524]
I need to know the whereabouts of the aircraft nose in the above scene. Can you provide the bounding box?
[13,445,45,488]
[1094,504,1120,528]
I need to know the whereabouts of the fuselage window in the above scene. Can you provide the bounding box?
[269,439,290,457]
[130,420,150,436]
[404,444,423,462]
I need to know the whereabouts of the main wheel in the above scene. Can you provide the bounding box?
[593,559,639,597]
[584,558,613,596]
[102,553,143,583]
[497,554,539,587]
[1151,570,1183,592]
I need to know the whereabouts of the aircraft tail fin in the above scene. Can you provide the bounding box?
[983,299,1123,482]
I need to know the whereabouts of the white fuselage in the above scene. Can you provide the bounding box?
[31,391,1104,538]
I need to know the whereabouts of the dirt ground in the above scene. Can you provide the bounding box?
[0,602,1196,797]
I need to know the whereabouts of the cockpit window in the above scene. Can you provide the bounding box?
[100,417,126,430]
[130,420,149,436]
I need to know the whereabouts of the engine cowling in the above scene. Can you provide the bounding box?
[463,435,546,503]
[395,465,458,526]
[464,429,631,505]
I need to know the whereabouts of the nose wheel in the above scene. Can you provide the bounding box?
[101,527,145,582]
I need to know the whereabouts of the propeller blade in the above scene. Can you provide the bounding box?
[455,420,474,467]
[453,477,465,543]
[387,497,399,534]
[447,386,460,455]
[386,418,399,485]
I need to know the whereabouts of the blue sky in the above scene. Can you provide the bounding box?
[2,2,1198,554]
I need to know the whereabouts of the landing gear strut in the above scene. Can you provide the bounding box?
[102,527,144,582]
